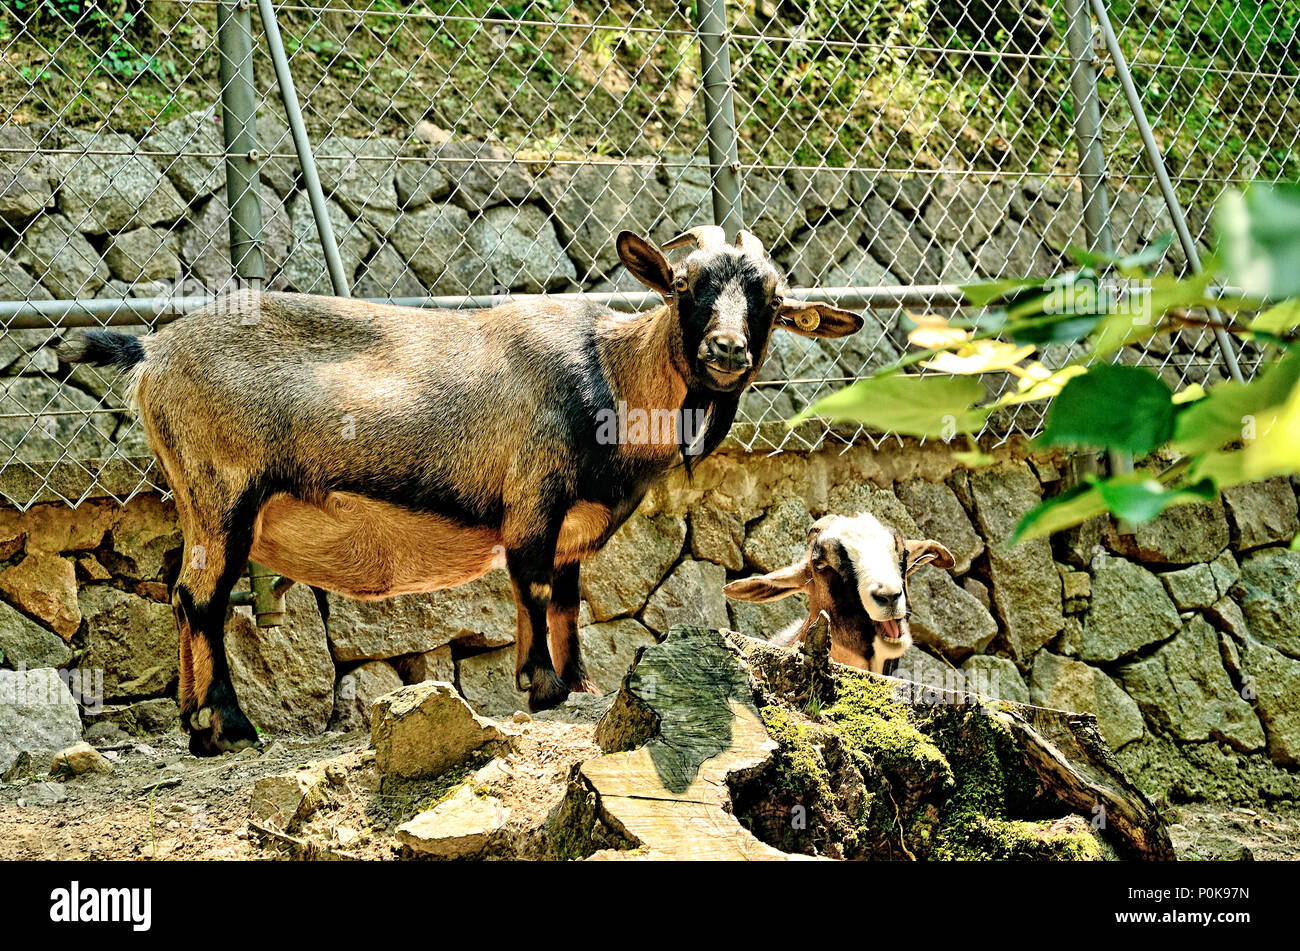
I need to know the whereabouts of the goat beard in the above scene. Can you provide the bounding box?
[678,390,739,476]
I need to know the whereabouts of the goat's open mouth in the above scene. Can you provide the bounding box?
[874,618,907,642]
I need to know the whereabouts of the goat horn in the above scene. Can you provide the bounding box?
[662,225,728,252]
[734,229,766,256]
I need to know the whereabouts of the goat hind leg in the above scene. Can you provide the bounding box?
[548,561,598,694]
[175,518,260,756]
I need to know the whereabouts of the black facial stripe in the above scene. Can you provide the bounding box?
[679,255,776,360]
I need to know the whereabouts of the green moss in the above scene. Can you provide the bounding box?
[822,673,950,789]
[759,706,835,805]
[944,815,1103,861]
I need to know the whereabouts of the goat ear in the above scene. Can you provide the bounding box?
[774,298,865,339]
[616,231,673,297]
[722,562,812,603]
[904,539,956,575]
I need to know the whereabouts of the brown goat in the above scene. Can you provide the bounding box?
[724,512,954,673]
[58,226,863,755]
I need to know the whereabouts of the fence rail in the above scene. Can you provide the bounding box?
[0,0,1295,508]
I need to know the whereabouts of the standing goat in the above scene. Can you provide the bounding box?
[724,512,954,674]
[59,226,862,755]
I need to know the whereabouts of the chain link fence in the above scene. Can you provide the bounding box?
[0,0,1294,508]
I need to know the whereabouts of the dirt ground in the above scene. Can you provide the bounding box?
[3,716,1299,861]
[0,709,601,861]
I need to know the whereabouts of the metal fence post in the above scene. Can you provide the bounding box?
[1090,0,1245,386]
[257,0,351,297]
[1064,0,1134,503]
[217,0,266,285]
[696,0,744,240]
[219,0,286,626]
[1064,0,1114,258]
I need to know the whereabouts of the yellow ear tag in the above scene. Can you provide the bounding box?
[794,310,820,332]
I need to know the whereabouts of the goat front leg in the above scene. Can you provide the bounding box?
[548,560,599,695]
[505,519,569,712]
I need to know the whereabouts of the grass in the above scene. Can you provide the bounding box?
[0,0,1292,204]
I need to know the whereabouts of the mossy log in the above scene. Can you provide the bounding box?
[559,622,1172,860]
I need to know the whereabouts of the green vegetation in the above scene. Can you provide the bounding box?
[799,181,1300,545]
[0,0,1291,200]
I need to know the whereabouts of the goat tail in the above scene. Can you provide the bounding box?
[57,329,146,369]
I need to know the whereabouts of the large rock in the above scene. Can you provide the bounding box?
[908,566,998,662]
[14,213,109,298]
[689,497,745,571]
[353,243,425,299]
[465,203,576,292]
[917,175,1012,255]
[79,586,176,699]
[140,108,225,200]
[226,585,335,735]
[969,466,1065,660]
[581,513,685,621]
[1029,652,1144,751]
[57,131,188,233]
[104,227,181,283]
[438,139,534,212]
[743,495,813,573]
[0,251,52,307]
[576,618,657,694]
[50,740,111,776]
[397,783,510,858]
[0,552,80,640]
[82,697,178,737]
[743,175,802,251]
[328,660,404,732]
[861,195,932,283]
[0,598,72,669]
[1108,497,1230,564]
[180,185,292,289]
[387,201,487,294]
[281,192,374,294]
[1222,478,1300,552]
[778,218,863,286]
[641,558,729,637]
[0,127,53,220]
[538,163,665,278]
[961,654,1030,704]
[0,377,113,463]
[1080,557,1181,663]
[1159,562,1219,610]
[315,135,402,229]
[1241,638,1300,766]
[1118,617,1263,751]
[1236,548,1300,658]
[891,646,967,694]
[327,570,516,662]
[0,667,82,767]
[370,680,506,779]
[727,594,807,642]
[456,645,521,718]
[895,478,984,574]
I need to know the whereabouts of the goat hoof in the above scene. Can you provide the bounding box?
[568,678,602,696]
[185,706,260,757]
[527,670,569,712]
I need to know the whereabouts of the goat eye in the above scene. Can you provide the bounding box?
[673,275,689,293]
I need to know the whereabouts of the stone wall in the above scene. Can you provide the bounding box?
[0,437,1297,803]
[0,113,1243,463]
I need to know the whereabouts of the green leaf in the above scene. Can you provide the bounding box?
[1172,349,1300,454]
[789,374,988,438]
[1217,183,1300,299]
[1009,482,1109,545]
[1091,271,1213,358]
[1242,374,1300,480]
[1187,450,1251,490]
[1039,365,1175,455]
[960,278,1049,309]
[1251,298,1300,336]
[1093,475,1216,523]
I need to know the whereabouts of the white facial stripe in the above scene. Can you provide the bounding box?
[826,513,905,621]
[712,277,750,338]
